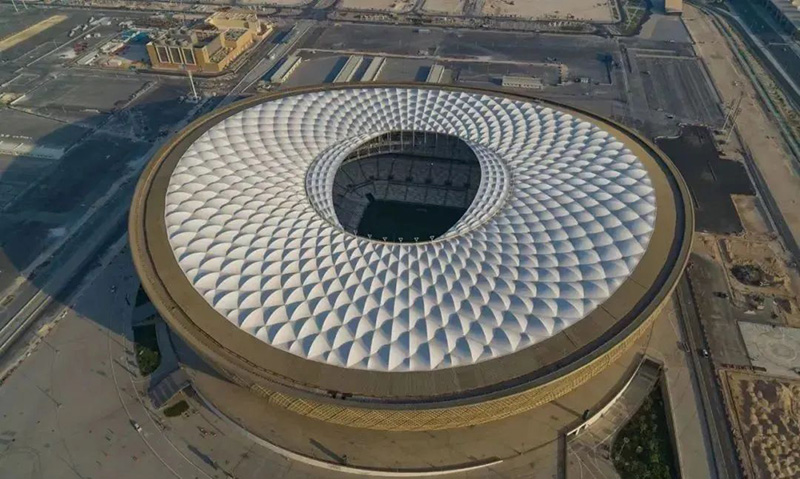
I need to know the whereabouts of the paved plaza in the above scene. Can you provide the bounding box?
[739,321,800,378]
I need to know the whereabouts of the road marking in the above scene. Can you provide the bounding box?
[0,15,68,52]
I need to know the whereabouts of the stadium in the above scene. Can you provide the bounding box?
[130,84,692,470]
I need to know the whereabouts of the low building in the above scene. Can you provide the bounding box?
[333,55,364,83]
[146,11,272,73]
[360,56,385,82]
[426,64,444,83]
[205,10,262,31]
[664,0,683,14]
[269,54,301,84]
[501,75,544,90]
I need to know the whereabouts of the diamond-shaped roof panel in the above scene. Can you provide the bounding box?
[165,87,656,372]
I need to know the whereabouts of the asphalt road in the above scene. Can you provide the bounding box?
[0,238,215,479]
[715,1,800,109]
[222,21,314,105]
[674,277,742,479]
[0,183,132,356]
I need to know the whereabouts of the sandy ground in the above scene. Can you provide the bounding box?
[0,15,67,53]
[422,0,465,14]
[238,0,312,6]
[722,371,800,479]
[732,195,771,236]
[721,236,794,297]
[693,231,799,325]
[339,0,415,11]
[481,0,613,22]
[683,5,800,259]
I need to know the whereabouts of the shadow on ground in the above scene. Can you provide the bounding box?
[0,89,224,341]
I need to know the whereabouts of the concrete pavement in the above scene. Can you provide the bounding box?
[0,242,318,479]
[0,239,185,479]
[0,95,210,368]
[221,21,314,105]
[646,295,717,479]
[674,277,742,479]
[565,359,662,479]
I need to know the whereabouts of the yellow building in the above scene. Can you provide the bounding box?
[665,0,683,14]
[146,11,271,73]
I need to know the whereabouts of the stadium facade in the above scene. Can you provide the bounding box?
[130,85,692,440]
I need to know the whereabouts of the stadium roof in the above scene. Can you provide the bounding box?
[163,87,657,372]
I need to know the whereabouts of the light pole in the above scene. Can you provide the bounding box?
[187,68,198,101]
[723,91,744,144]
[178,62,199,101]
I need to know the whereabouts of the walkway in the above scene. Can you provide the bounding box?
[648,297,718,479]
[565,359,662,479]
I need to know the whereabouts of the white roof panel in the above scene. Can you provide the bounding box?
[165,87,657,372]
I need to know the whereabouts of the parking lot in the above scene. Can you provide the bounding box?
[0,108,90,155]
[308,24,617,81]
[656,125,753,234]
[0,9,95,66]
[636,54,724,126]
[14,73,150,112]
